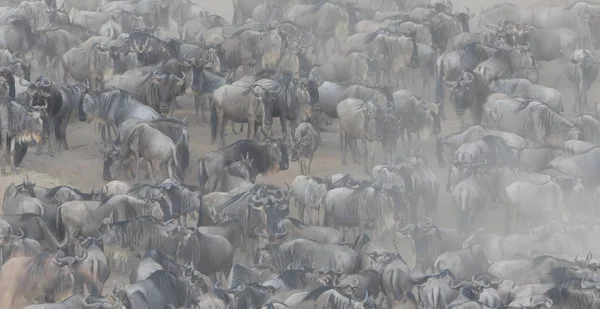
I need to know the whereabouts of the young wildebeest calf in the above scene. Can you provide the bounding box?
[114,123,182,184]
[290,122,320,175]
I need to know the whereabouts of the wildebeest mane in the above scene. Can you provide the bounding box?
[26,252,73,295]
[278,269,310,289]
[517,100,575,139]
[286,217,309,229]
[544,285,600,308]
[303,285,358,308]
[1,100,41,135]
[363,28,395,44]
[303,286,335,302]
[103,216,168,253]
[146,270,189,306]
[44,185,85,199]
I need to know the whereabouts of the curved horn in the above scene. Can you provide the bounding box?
[465,6,470,16]
[451,281,470,289]
[253,227,270,238]
[274,226,288,238]
[350,278,360,288]
[19,78,30,87]
[42,78,51,88]
[421,217,433,228]
[397,224,416,234]
[10,228,24,239]
[75,250,88,262]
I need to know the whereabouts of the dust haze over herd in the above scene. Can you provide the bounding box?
[1,0,600,308]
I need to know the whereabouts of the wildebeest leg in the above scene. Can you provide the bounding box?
[193,93,202,124]
[248,118,256,141]
[217,111,227,148]
[406,131,413,155]
[296,199,306,223]
[8,137,17,174]
[340,130,347,165]
[0,135,7,175]
[135,155,141,183]
[362,136,369,173]
[308,153,313,174]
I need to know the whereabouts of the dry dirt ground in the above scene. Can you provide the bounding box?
[0,0,589,296]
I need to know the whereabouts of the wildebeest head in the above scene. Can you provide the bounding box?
[250,185,290,234]
[101,145,122,181]
[572,50,600,90]
[263,136,289,172]
[11,50,34,80]
[151,71,185,115]
[290,128,310,162]
[247,84,277,125]
[52,250,89,274]
[28,76,53,98]
[396,217,438,260]
[230,153,257,182]
[451,280,488,301]
[452,7,474,31]
[445,71,476,116]
[580,10,600,48]
[18,174,36,197]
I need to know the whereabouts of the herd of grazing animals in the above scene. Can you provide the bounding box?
[3,0,600,308]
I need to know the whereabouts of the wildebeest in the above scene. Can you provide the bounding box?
[0,98,45,174]
[249,74,319,142]
[60,43,113,92]
[113,269,201,309]
[0,251,88,308]
[211,83,270,147]
[107,122,182,183]
[566,49,600,114]
[197,138,289,193]
[473,46,537,83]
[489,78,563,112]
[397,217,462,272]
[483,97,580,146]
[505,180,566,234]
[291,175,330,225]
[22,76,64,157]
[78,89,160,143]
[257,237,359,273]
[452,175,487,237]
[56,194,163,241]
[337,98,387,173]
[364,29,416,87]
[273,217,349,245]
[211,155,256,193]
[3,183,45,217]
[71,236,110,296]
[435,43,497,115]
[433,245,490,281]
[445,69,490,128]
[104,70,185,116]
[166,223,234,283]
[393,89,441,153]
[283,2,350,60]
[114,118,190,177]
[324,180,395,239]
[290,122,320,175]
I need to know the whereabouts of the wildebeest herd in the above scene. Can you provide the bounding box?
[2,0,600,308]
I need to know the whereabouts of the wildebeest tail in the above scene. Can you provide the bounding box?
[435,60,445,106]
[171,148,183,181]
[210,104,217,143]
[54,118,62,145]
[90,259,100,296]
[177,131,190,172]
[55,205,65,241]
[198,159,208,190]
